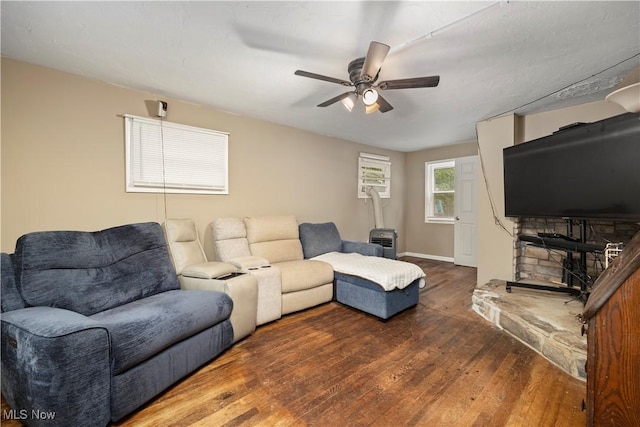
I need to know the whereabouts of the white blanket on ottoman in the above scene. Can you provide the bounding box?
[312,252,425,291]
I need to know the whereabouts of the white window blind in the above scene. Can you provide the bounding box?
[358,153,391,198]
[124,115,228,194]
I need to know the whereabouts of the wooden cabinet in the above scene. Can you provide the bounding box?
[582,232,640,426]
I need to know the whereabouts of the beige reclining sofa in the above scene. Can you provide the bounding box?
[212,216,334,319]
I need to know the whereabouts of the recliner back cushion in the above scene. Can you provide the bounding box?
[298,222,342,258]
[14,222,179,316]
[1,253,25,312]
[163,219,207,274]
[245,216,303,264]
[211,218,251,261]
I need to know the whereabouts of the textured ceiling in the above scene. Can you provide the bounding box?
[2,1,639,152]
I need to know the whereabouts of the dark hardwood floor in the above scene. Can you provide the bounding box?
[2,258,587,426]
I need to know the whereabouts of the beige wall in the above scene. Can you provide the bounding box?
[476,114,519,285]
[521,100,626,142]
[404,141,478,259]
[1,59,407,256]
[475,100,627,285]
[3,58,629,274]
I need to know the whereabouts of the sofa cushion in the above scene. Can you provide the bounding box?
[276,260,334,293]
[91,289,232,375]
[13,222,180,316]
[164,219,198,242]
[212,217,247,240]
[245,216,303,263]
[245,216,299,243]
[250,240,304,264]
[211,218,252,261]
[298,222,342,258]
[1,253,25,312]
[163,219,207,274]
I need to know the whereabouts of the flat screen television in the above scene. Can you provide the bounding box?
[503,112,640,221]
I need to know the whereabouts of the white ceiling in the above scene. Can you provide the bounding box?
[2,1,639,152]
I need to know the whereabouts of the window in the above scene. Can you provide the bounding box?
[124,115,228,194]
[358,153,391,198]
[425,159,455,223]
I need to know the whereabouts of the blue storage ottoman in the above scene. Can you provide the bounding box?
[334,272,420,320]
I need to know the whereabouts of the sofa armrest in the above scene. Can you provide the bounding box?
[228,255,270,271]
[1,307,111,426]
[181,261,238,279]
[342,240,384,257]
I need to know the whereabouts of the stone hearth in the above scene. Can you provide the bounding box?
[472,280,586,381]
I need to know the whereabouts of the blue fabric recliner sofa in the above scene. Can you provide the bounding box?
[1,222,234,426]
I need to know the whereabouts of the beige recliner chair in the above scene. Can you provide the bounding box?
[211,217,282,325]
[244,216,334,315]
[162,218,258,342]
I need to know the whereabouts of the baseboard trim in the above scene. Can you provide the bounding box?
[399,252,454,263]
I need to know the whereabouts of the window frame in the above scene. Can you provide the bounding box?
[357,153,391,199]
[425,159,455,224]
[124,115,229,195]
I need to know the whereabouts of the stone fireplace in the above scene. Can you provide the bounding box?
[473,218,639,380]
[513,218,640,287]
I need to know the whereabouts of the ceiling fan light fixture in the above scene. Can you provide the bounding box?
[362,88,379,106]
[294,39,438,114]
[606,67,640,113]
[365,102,380,114]
[341,93,357,112]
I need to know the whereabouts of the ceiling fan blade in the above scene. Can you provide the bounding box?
[317,91,353,107]
[295,70,352,86]
[376,94,394,113]
[378,75,440,90]
[360,41,390,82]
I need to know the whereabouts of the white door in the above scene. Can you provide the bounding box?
[454,155,479,267]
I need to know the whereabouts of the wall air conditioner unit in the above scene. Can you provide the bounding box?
[369,228,397,260]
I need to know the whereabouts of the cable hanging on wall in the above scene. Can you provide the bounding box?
[475,124,514,238]
[158,100,168,222]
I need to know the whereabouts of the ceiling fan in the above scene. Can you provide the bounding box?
[294,41,440,114]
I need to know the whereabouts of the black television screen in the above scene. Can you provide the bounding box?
[503,112,640,221]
